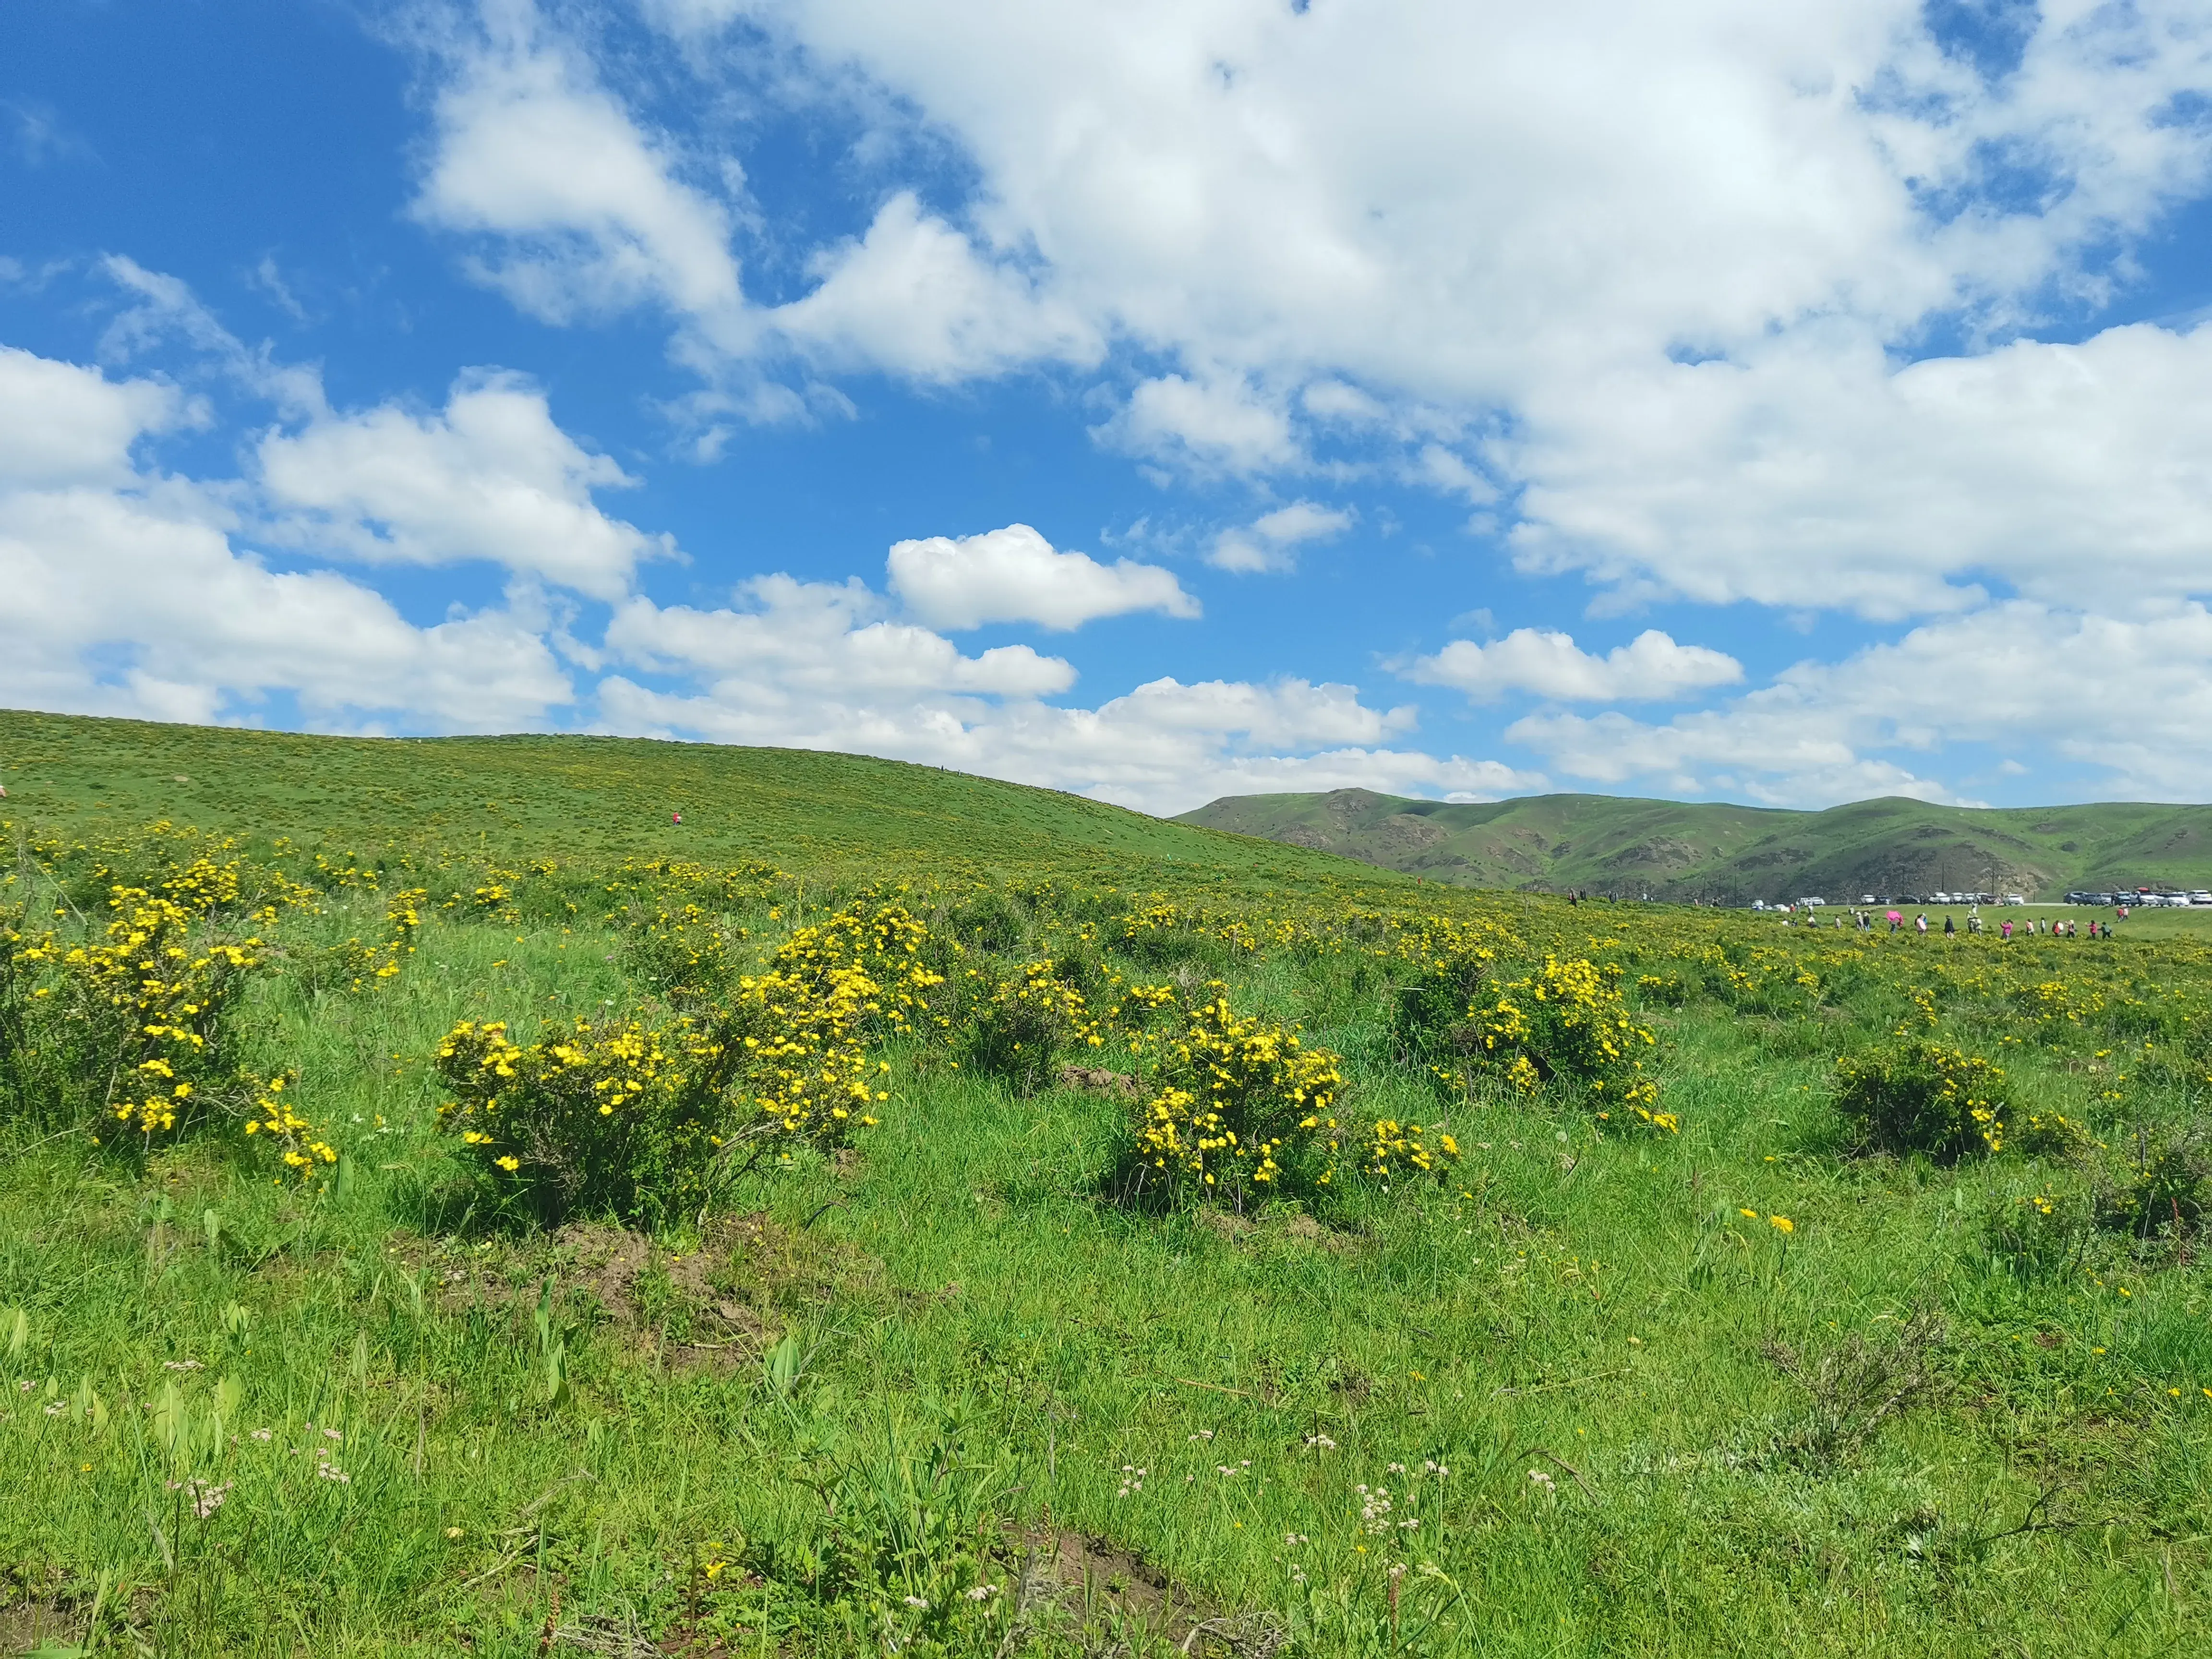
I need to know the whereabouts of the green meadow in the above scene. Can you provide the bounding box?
[5,711,2212,1657]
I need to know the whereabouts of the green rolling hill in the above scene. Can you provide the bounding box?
[17,707,2212,905]
[0,708,1366,893]
[1176,787,2212,902]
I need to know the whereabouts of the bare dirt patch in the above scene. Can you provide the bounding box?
[386,1210,873,1372]
[1000,1527,1285,1656]
[1058,1064,1142,1100]
[0,1595,79,1656]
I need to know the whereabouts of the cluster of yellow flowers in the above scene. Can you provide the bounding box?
[434,1016,707,1217]
[336,886,426,991]
[53,889,261,1145]
[1466,954,1663,1118]
[1363,1118,1460,1180]
[732,902,940,1135]
[242,1073,336,1183]
[1136,987,1351,1201]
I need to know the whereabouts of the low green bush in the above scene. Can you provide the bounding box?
[2098,1124,2212,1240]
[1833,1038,2011,1161]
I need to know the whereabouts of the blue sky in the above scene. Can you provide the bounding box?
[6,0,2212,814]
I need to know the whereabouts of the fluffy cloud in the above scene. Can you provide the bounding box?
[886,522,1196,630]
[1504,603,2212,806]
[1407,627,1743,703]
[1503,322,2212,616]
[256,372,673,600]
[607,575,1077,697]
[769,192,1101,380]
[1102,372,1298,475]
[0,348,572,729]
[644,1,2212,388]
[0,344,187,486]
[1209,500,1354,574]
[411,0,747,344]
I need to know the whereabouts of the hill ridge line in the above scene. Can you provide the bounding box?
[1175,786,2212,903]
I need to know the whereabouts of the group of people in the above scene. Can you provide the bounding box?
[1793,907,2121,939]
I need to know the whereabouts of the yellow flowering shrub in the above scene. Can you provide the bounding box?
[19,888,263,1145]
[435,900,938,1223]
[1833,1039,2011,1161]
[1461,954,1666,1125]
[2097,1125,2210,1239]
[1130,986,1348,1207]
[731,901,940,1136]
[0,890,45,1121]
[241,1073,336,1185]
[328,886,427,992]
[436,1016,729,1225]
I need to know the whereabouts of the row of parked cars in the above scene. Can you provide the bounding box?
[2066,889,2212,906]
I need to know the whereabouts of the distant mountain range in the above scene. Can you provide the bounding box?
[1173,790,2212,903]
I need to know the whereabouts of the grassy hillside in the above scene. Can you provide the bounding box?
[0,708,1359,894]
[6,713,2212,1655]
[1179,787,2212,902]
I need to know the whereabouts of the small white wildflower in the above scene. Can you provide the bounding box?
[315,1464,351,1484]
[1303,1433,1338,1450]
[251,1427,273,1442]
[1387,1461,1407,1474]
[322,1427,343,1442]
[1527,1468,1555,1491]
[902,1595,929,1610]
[964,1585,998,1602]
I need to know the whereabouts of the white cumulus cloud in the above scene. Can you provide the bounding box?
[1407,627,1743,703]
[887,521,1197,631]
[411,0,747,345]
[769,192,1101,380]
[257,371,673,601]
[0,344,188,487]
[1502,322,2212,617]
[0,345,573,730]
[1209,500,1354,574]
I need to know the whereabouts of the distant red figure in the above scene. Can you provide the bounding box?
[672,811,682,825]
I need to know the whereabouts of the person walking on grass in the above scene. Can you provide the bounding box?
[1944,914,1956,938]
[1916,913,1929,936]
